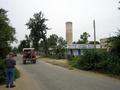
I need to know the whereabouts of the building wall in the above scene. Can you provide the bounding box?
[100,38,108,48]
[67,44,100,49]
[67,49,80,56]
[66,44,101,56]
[66,22,73,44]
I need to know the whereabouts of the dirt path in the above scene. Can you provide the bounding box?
[40,58,69,68]
[0,65,40,90]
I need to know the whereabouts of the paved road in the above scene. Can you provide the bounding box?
[17,55,120,90]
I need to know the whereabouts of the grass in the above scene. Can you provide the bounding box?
[39,57,70,68]
[15,68,20,79]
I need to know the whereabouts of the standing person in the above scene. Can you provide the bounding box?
[5,52,16,88]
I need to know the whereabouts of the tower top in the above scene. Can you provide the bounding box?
[66,22,72,24]
[66,21,73,44]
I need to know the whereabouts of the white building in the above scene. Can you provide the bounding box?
[66,44,100,56]
[100,38,109,48]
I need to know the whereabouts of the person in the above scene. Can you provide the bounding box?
[5,52,16,88]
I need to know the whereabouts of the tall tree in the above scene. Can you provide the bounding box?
[80,32,90,44]
[26,11,49,55]
[0,8,16,58]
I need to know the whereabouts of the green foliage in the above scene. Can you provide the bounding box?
[47,34,58,48]
[105,54,120,75]
[69,56,81,68]
[55,48,66,59]
[80,32,90,44]
[12,47,18,54]
[48,48,65,59]
[81,49,108,70]
[0,59,20,84]
[0,8,16,58]
[47,35,67,59]
[108,30,120,57]
[15,68,20,79]
[18,35,31,52]
[0,59,5,84]
[0,8,19,84]
[69,49,120,75]
[26,11,49,55]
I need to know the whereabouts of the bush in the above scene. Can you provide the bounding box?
[15,68,20,79]
[69,56,81,68]
[48,48,65,59]
[69,49,120,75]
[0,59,6,84]
[106,54,120,75]
[79,49,108,70]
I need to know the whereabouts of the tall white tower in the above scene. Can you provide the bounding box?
[66,22,73,44]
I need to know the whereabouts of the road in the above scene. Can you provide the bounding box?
[17,55,120,90]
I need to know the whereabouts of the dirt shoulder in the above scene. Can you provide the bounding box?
[39,57,70,68]
[0,65,40,90]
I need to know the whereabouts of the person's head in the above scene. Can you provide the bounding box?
[9,52,14,58]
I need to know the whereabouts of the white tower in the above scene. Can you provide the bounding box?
[66,22,73,44]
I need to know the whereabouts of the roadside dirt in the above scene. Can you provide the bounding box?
[40,58,69,68]
[0,65,40,90]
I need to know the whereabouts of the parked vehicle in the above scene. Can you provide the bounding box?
[22,48,36,64]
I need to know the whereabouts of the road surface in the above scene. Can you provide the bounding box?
[17,55,120,90]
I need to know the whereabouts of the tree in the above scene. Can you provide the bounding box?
[57,37,67,48]
[47,34,58,48]
[0,8,16,84]
[12,47,18,54]
[18,35,31,52]
[47,34,67,59]
[80,32,90,44]
[46,34,66,49]
[108,30,120,57]
[26,11,49,55]
[0,8,16,58]
[55,37,67,59]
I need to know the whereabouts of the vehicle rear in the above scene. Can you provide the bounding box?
[22,48,36,64]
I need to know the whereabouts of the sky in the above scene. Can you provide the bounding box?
[0,0,120,46]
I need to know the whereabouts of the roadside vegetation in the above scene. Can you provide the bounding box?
[40,30,120,77]
[0,8,19,84]
[69,30,120,76]
[46,34,67,59]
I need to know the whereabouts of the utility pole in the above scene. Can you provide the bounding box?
[93,20,96,49]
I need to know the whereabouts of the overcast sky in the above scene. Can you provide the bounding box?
[0,0,120,46]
